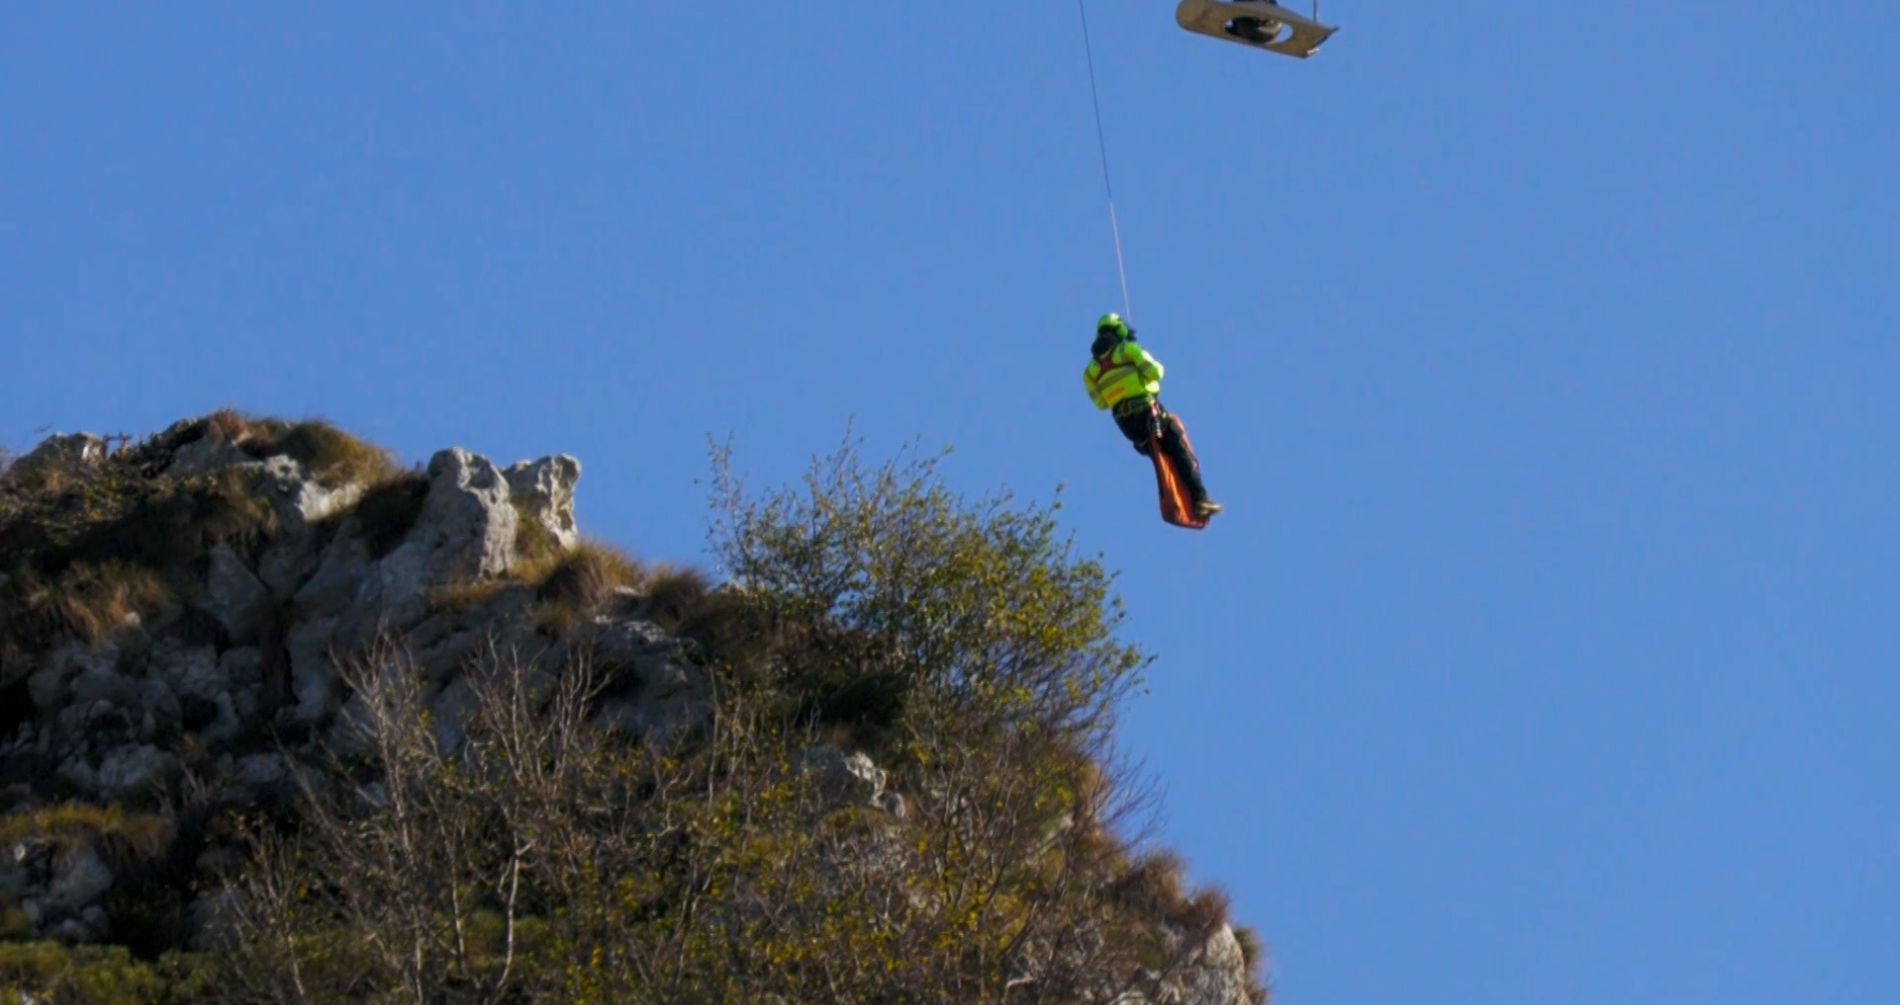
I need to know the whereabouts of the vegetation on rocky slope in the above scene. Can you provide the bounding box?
[0,418,1267,1004]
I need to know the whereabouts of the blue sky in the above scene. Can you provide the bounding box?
[4,3,1897,1001]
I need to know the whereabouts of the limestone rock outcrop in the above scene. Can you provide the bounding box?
[0,418,696,945]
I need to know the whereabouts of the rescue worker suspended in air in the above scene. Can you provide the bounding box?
[1084,314,1222,529]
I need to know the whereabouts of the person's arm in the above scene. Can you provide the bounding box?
[1128,343,1165,385]
[1084,364,1109,409]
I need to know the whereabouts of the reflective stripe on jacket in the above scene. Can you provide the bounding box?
[1084,340,1164,410]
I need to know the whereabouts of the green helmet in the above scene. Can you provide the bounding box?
[1096,312,1131,340]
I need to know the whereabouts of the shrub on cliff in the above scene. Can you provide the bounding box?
[215,442,1247,1005]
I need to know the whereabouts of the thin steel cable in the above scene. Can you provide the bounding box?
[1075,0,1132,320]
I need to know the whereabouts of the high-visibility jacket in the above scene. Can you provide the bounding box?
[1085,339,1164,411]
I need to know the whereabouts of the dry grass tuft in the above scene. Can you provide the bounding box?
[641,564,713,631]
[0,462,72,499]
[22,561,174,645]
[1110,849,1189,919]
[1232,923,1270,1000]
[535,542,642,613]
[59,468,277,571]
[511,500,561,568]
[0,803,174,866]
[243,419,398,488]
[351,472,430,558]
[187,468,279,554]
[675,587,774,667]
[427,578,517,616]
[203,408,247,444]
[1170,885,1233,942]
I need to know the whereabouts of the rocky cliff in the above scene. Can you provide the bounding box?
[0,414,1265,1004]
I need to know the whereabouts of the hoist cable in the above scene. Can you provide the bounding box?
[1074,0,1132,321]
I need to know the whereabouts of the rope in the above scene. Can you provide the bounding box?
[1074,0,1132,321]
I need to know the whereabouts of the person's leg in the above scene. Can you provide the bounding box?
[1158,413,1212,504]
[1114,407,1155,455]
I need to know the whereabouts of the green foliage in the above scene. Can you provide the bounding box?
[0,906,30,941]
[209,440,1254,1005]
[708,437,1145,748]
[0,429,1264,1004]
[0,942,213,1005]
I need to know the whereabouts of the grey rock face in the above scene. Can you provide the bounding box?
[257,455,359,530]
[430,676,481,756]
[587,619,710,743]
[799,745,889,808]
[234,753,289,791]
[406,587,537,684]
[1111,925,1257,1005]
[6,433,106,484]
[0,423,750,953]
[26,666,67,713]
[294,534,374,623]
[69,663,135,708]
[1175,925,1254,1005]
[0,841,124,944]
[94,745,181,802]
[414,448,519,583]
[166,437,258,477]
[47,847,114,914]
[286,616,343,726]
[504,454,582,551]
[217,647,265,734]
[21,643,119,710]
[206,544,273,644]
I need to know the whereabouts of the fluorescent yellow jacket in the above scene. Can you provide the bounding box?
[1085,338,1164,411]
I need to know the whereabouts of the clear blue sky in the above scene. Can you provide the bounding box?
[4,3,1897,1001]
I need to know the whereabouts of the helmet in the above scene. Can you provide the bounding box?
[1096,313,1131,339]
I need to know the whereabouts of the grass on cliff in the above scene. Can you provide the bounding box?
[427,512,713,635]
[135,409,398,490]
[236,416,399,489]
[0,414,417,657]
[0,803,173,867]
[530,541,711,636]
[342,470,431,558]
[0,462,276,657]
[0,462,276,573]
[0,422,1262,1002]
[7,561,175,646]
